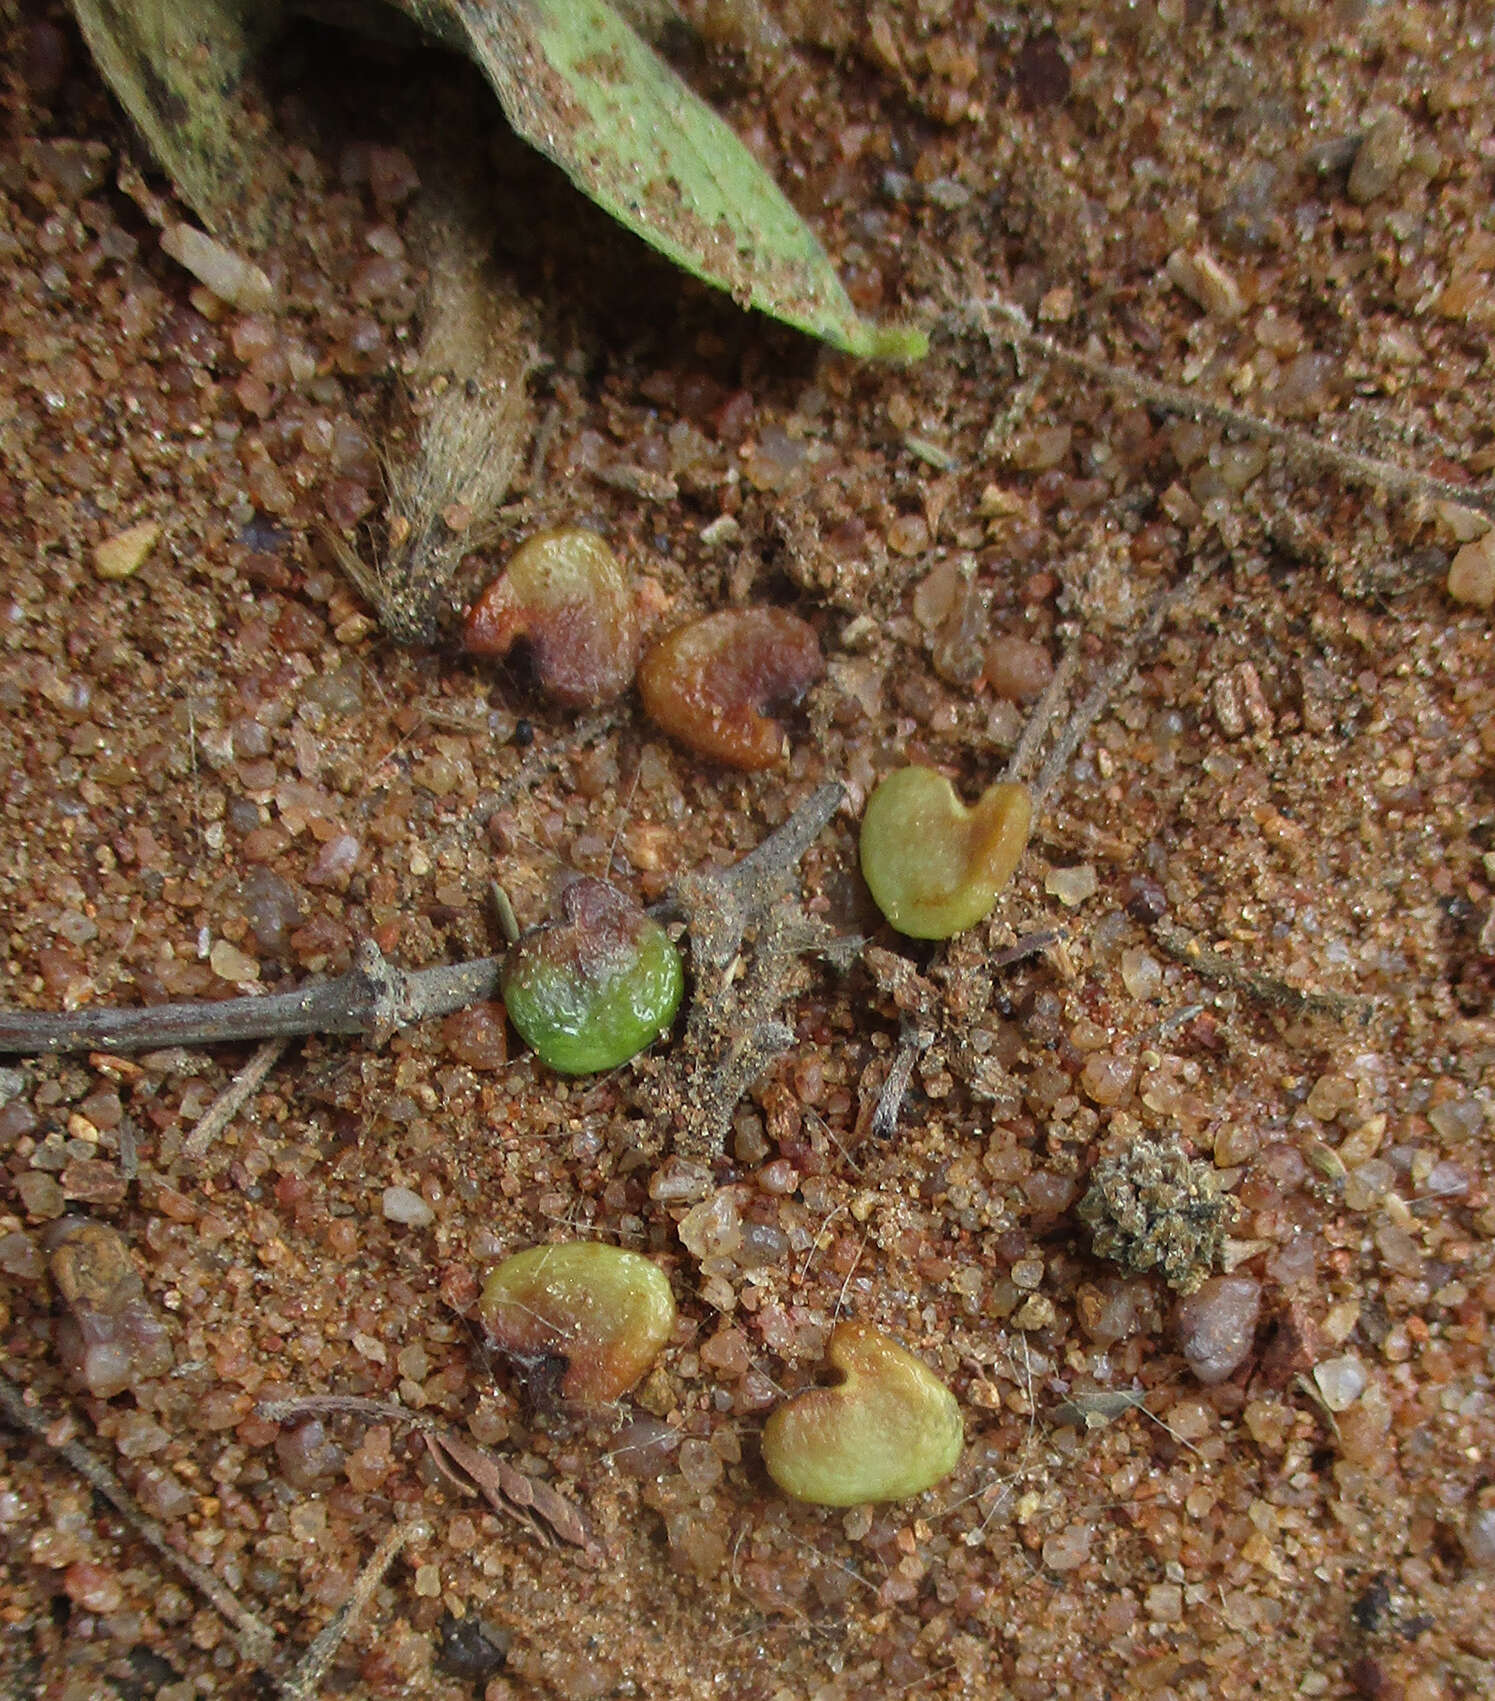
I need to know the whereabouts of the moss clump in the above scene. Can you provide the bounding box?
[1077,1135,1234,1295]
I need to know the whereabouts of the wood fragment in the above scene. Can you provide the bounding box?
[961,291,1495,522]
[256,1394,601,1562]
[278,1518,423,1701]
[423,1430,601,1561]
[178,1036,287,1167]
[0,1368,277,1665]
[1151,923,1371,1019]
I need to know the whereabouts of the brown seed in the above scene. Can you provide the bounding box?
[637,606,824,769]
[463,528,637,707]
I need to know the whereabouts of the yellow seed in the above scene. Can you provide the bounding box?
[478,1242,675,1405]
[859,766,1032,938]
[762,1321,964,1506]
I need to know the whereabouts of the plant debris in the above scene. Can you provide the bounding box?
[1078,1134,1236,1295]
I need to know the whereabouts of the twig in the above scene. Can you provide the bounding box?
[178,1036,287,1167]
[1152,922,1371,1019]
[278,1517,424,1701]
[0,940,503,1056]
[667,782,846,971]
[870,1018,928,1140]
[961,293,1495,521]
[0,1368,277,1665]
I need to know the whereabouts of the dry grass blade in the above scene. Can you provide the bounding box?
[423,1430,601,1562]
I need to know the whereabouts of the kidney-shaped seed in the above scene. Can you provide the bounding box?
[761,1320,964,1506]
[637,606,824,770]
[478,1242,676,1405]
[501,876,683,1074]
[859,765,1032,939]
[463,527,637,707]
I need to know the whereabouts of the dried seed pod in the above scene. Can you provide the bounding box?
[637,606,824,769]
[464,528,637,706]
[762,1321,963,1506]
[859,765,1032,939]
[501,876,683,1074]
[478,1242,676,1404]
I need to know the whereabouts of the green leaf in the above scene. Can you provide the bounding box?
[68,0,289,244]
[67,0,926,357]
[439,0,925,358]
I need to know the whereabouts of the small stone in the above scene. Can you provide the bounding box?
[1347,110,1411,205]
[1447,533,1495,608]
[1174,1275,1261,1385]
[1312,1354,1367,1412]
[1166,247,1244,319]
[382,1186,434,1227]
[93,520,159,580]
[1119,947,1162,999]
[1044,865,1098,907]
[1042,1522,1093,1571]
[208,939,260,983]
[160,222,277,312]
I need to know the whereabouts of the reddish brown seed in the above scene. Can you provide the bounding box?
[637,606,824,770]
[463,528,637,707]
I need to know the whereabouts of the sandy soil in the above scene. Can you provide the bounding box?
[1,1,1493,1698]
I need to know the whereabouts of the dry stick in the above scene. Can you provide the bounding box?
[964,294,1495,521]
[178,1036,287,1167]
[1,790,845,1060]
[0,1368,277,1665]
[1032,555,1215,807]
[278,1518,424,1701]
[668,781,847,971]
[1151,921,1370,1019]
[0,940,503,1057]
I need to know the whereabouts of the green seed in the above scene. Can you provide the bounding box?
[479,1241,676,1405]
[501,877,683,1074]
[762,1321,964,1506]
[859,765,1032,939]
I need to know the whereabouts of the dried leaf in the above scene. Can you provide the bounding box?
[423,1430,600,1561]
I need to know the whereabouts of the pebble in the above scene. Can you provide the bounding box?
[1119,947,1162,999]
[1045,865,1098,907]
[382,1186,435,1227]
[1312,1354,1367,1412]
[93,520,159,580]
[1447,533,1495,608]
[160,222,277,312]
[1348,109,1411,204]
[1174,1275,1261,1384]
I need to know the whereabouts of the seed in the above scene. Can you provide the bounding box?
[761,1320,963,1506]
[859,766,1032,938]
[637,606,824,770]
[478,1242,675,1404]
[501,876,683,1074]
[463,528,637,706]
